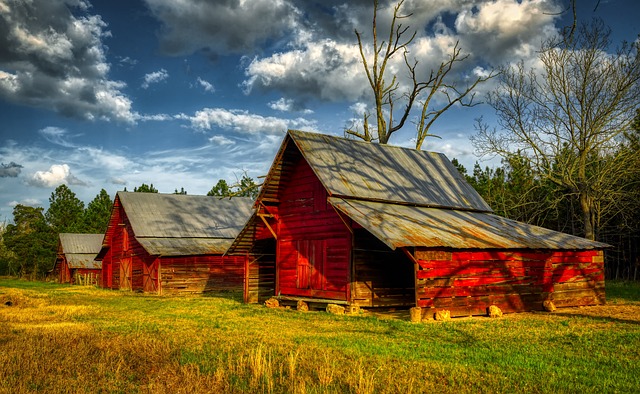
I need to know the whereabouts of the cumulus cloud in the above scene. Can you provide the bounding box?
[143,0,301,55]
[268,97,313,114]
[183,107,317,134]
[197,77,215,93]
[243,39,368,101]
[0,161,22,177]
[0,0,136,122]
[238,0,561,104]
[28,164,87,188]
[141,69,169,89]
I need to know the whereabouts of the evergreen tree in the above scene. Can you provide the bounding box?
[82,189,113,233]
[4,205,56,279]
[133,183,158,193]
[45,184,85,233]
[207,179,232,197]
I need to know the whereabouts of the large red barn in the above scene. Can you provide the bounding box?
[228,130,608,318]
[52,233,103,285]
[97,192,253,295]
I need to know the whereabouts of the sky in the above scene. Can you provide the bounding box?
[0,0,639,222]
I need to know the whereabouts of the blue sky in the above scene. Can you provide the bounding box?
[0,0,638,221]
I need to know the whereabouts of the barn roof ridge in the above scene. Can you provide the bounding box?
[286,129,492,212]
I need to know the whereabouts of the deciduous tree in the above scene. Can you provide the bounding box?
[473,19,640,240]
[347,0,492,148]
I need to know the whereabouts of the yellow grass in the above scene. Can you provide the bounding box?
[1,279,639,393]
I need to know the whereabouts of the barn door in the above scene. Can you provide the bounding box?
[143,259,159,293]
[296,240,325,291]
[120,257,132,290]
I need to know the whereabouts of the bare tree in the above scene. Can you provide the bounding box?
[346,0,493,148]
[473,19,640,240]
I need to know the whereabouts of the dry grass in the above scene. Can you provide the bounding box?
[1,279,639,393]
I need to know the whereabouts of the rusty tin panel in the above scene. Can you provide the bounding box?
[117,192,254,239]
[289,130,492,212]
[65,253,102,269]
[329,198,609,251]
[137,237,233,256]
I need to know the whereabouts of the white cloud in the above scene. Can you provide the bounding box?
[197,77,215,93]
[209,135,235,145]
[28,164,87,188]
[185,107,317,134]
[0,1,137,123]
[141,69,169,89]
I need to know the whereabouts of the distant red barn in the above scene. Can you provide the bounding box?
[97,192,253,295]
[228,130,608,318]
[53,233,103,285]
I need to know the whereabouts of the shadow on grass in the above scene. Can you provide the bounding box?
[551,311,640,326]
[605,280,640,302]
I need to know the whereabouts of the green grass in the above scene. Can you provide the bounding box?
[0,278,639,393]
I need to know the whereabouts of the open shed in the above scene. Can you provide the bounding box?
[53,233,103,285]
[97,192,253,295]
[227,130,608,318]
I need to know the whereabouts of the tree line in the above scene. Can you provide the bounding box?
[0,176,260,279]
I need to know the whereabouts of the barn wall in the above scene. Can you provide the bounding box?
[58,259,71,284]
[352,230,415,307]
[244,238,276,304]
[100,198,148,291]
[72,268,101,286]
[415,248,605,318]
[276,158,351,301]
[159,255,245,295]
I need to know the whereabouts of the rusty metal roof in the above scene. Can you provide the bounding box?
[287,130,492,211]
[116,192,254,256]
[58,233,103,269]
[136,238,233,256]
[329,198,608,250]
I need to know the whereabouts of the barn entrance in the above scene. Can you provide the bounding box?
[143,259,159,293]
[120,257,132,290]
[351,230,415,308]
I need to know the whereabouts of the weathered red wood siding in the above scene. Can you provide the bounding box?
[100,197,152,291]
[58,259,71,284]
[159,255,245,295]
[415,249,605,318]
[72,268,101,285]
[276,158,351,301]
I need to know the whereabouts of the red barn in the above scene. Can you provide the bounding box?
[228,130,608,318]
[97,192,253,295]
[53,233,103,285]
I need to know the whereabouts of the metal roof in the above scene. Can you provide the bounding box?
[136,238,233,256]
[116,192,254,256]
[329,198,609,250]
[58,233,103,269]
[288,130,492,211]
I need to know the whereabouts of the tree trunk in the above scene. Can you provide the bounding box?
[579,191,595,240]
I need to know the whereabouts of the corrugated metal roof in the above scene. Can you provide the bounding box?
[117,192,254,239]
[329,198,608,250]
[136,238,233,256]
[58,233,103,269]
[288,130,492,212]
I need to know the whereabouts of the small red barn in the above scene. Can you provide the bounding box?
[228,130,608,318]
[53,233,103,285]
[97,192,253,295]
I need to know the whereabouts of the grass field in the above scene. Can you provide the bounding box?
[1,278,639,393]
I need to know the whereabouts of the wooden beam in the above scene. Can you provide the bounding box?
[401,247,420,308]
[258,214,277,240]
